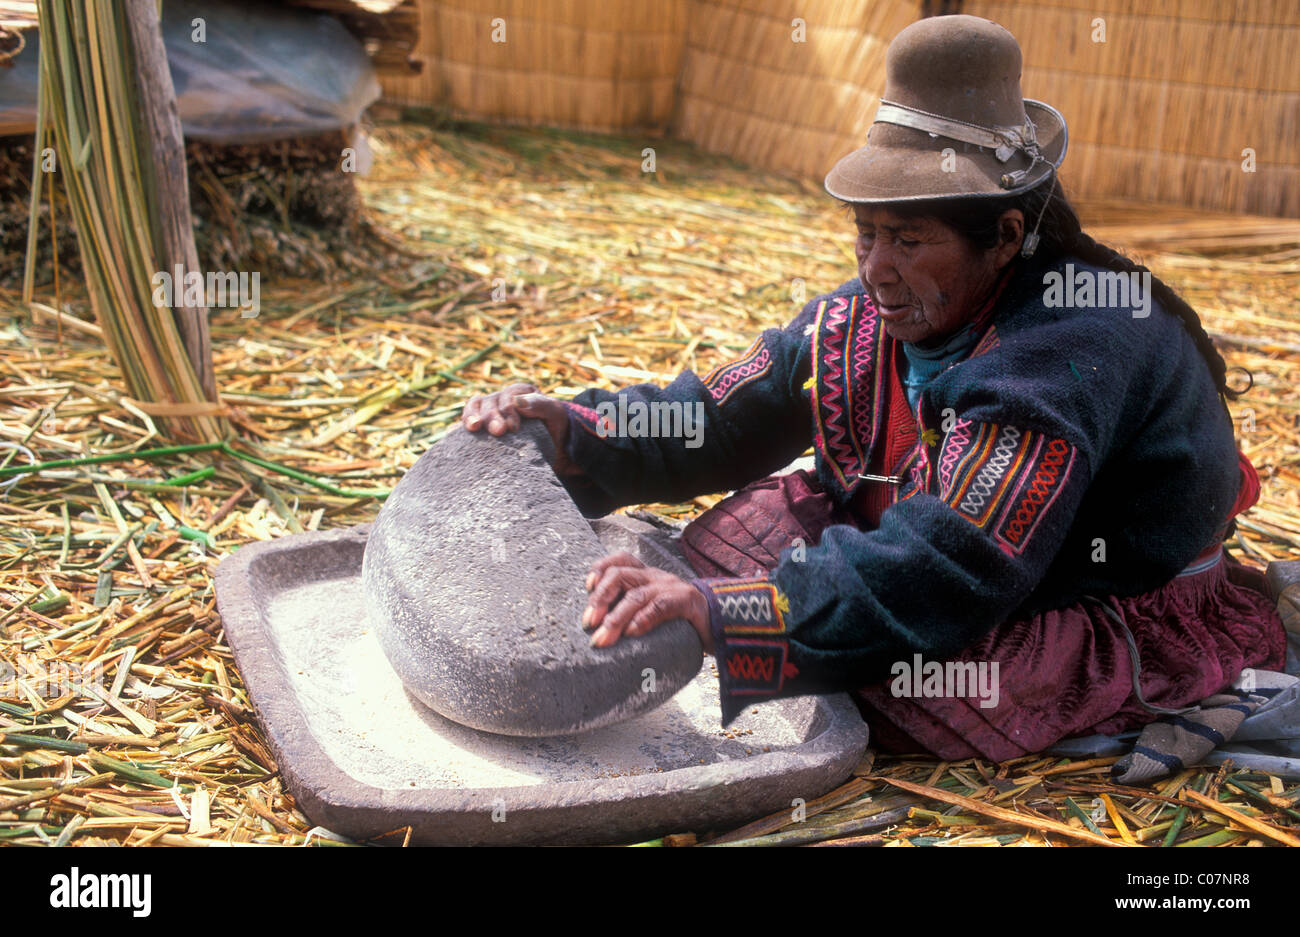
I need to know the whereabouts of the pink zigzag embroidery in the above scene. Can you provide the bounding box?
[938,418,973,491]
[564,401,611,439]
[848,308,878,453]
[817,297,859,482]
[707,347,772,405]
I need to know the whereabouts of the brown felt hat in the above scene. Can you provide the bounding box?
[825,14,1067,203]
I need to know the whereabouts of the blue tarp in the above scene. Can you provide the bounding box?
[1,0,380,142]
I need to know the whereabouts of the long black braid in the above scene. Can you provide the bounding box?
[1065,228,1244,403]
[848,182,1249,403]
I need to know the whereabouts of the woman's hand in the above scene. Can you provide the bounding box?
[583,552,713,654]
[461,383,581,476]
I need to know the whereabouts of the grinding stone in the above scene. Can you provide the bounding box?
[213,525,872,845]
[362,421,704,736]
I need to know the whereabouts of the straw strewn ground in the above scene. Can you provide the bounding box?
[1,119,1298,846]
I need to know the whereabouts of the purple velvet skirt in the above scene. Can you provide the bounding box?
[680,469,1288,760]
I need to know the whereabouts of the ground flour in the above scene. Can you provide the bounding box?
[270,578,812,791]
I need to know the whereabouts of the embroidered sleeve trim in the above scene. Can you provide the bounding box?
[564,401,613,439]
[697,576,790,635]
[722,639,791,695]
[702,337,774,407]
[693,579,796,710]
[937,420,1079,555]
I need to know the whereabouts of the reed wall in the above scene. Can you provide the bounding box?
[380,0,690,133]
[380,0,1300,217]
[962,0,1300,217]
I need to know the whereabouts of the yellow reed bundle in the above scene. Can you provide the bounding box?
[24,0,225,442]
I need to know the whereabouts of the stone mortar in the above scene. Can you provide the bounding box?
[214,525,872,845]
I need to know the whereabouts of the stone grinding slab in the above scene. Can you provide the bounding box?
[362,421,704,736]
[214,525,871,845]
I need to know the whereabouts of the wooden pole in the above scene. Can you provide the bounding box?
[120,0,217,402]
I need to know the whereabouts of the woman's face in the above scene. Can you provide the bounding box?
[852,204,1023,344]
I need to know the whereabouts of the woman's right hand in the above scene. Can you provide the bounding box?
[461,383,581,475]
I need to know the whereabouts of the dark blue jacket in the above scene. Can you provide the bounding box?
[561,252,1241,722]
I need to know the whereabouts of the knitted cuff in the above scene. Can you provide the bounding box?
[556,402,619,517]
[691,576,798,725]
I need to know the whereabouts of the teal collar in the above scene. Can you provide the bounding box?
[899,322,982,410]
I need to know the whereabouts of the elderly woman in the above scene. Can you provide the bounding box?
[461,15,1287,760]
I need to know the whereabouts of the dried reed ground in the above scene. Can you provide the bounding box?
[0,118,1298,847]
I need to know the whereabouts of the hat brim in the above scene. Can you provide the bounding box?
[824,99,1068,203]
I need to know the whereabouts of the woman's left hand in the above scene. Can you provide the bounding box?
[583,552,713,654]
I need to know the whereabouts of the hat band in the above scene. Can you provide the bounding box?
[874,100,1040,167]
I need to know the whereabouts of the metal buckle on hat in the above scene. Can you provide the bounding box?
[998,146,1044,189]
[994,117,1038,164]
[997,115,1043,188]
[873,100,1045,186]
